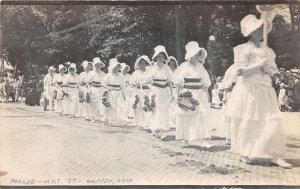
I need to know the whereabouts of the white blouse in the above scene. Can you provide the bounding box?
[234,41,278,86]
[173,61,211,88]
[78,71,92,85]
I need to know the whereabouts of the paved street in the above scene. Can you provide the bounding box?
[0,103,300,186]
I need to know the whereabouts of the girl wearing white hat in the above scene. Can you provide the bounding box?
[167,56,179,129]
[103,58,127,126]
[87,57,106,123]
[173,41,213,148]
[120,62,133,120]
[77,60,93,119]
[63,63,79,117]
[43,66,56,111]
[224,14,291,168]
[53,64,67,114]
[147,45,174,136]
[129,55,152,128]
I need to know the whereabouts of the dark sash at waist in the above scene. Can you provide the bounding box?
[153,79,167,82]
[57,82,63,86]
[184,78,201,83]
[68,83,77,88]
[183,85,202,89]
[137,85,150,90]
[108,84,121,88]
[91,81,102,87]
[153,82,168,88]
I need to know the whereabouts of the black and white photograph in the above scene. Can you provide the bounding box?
[0,0,300,186]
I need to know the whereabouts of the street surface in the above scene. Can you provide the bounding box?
[0,103,300,186]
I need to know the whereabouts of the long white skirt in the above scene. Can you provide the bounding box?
[175,88,212,141]
[90,87,105,119]
[104,90,126,123]
[131,89,152,127]
[54,87,64,113]
[225,82,284,158]
[63,88,78,116]
[45,86,55,110]
[149,87,171,131]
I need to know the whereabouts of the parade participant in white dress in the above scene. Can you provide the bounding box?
[173,41,213,147]
[103,58,127,126]
[43,66,56,111]
[278,83,287,111]
[147,45,174,136]
[63,63,79,117]
[215,63,238,142]
[225,14,291,168]
[120,62,133,121]
[77,60,93,118]
[53,64,67,114]
[211,84,221,108]
[88,57,106,123]
[167,56,179,128]
[129,55,152,128]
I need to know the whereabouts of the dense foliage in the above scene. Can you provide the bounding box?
[1,4,299,80]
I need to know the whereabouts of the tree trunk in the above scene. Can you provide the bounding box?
[175,5,184,63]
[290,4,295,31]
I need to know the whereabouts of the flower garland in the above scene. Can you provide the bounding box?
[132,95,139,109]
[62,91,69,99]
[79,91,85,103]
[53,90,57,99]
[102,91,111,108]
[143,94,156,112]
[177,91,199,111]
[86,92,91,103]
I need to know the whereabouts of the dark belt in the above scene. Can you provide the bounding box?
[153,82,168,88]
[91,81,102,87]
[153,79,167,82]
[137,85,150,90]
[108,84,121,88]
[184,78,201,83]
[183,85,202,89]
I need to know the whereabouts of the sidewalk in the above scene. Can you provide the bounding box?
[0,103,299,185]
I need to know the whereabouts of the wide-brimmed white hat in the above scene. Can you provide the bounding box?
[120,63,130,73]
[134,55,151,69]
[68,63,77,72]
[168,56,178,67]
[48,66,56,72]
[92,57,105,68]
[240,14,273,37]
[108,58,121,72]
[7,65,14,70]
[152,45,170,62]
[185,41,207,60]
[58,64,67,72]
[82,60,92,70]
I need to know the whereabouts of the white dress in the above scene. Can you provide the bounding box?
[63,73,79,116]
[214,64,238,139]
[43,73,56,110]
[129,69,152,127]
[225,41,284,159]
[121,73,132,120]
[103,72,127,123]
[147,63,173,131]
[211,89,221,105]
[77,71,92,118]
[88,70,106,119]
[173,61,212,141]
[53,73,66,113]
